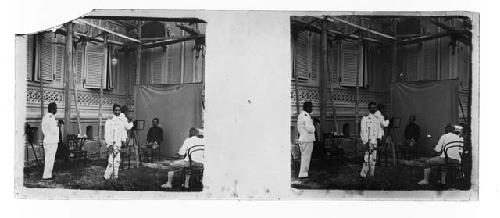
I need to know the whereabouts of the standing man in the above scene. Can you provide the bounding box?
[41,102,61,181]
[360,101,389,178]
[296,101,315,179]
[119,105,134,145]
[104,104,132,180]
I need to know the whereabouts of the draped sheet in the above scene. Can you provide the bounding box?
[134,84,203,156]
[391,80,459,155]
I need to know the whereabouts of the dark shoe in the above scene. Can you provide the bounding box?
[298,177,309,180]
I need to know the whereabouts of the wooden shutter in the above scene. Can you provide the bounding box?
[26,35,34,80]
[295,31,310,80]
[166,44,175,84]
[340,40,363,87]
[38,33,54,81]
[194,49,204,83]
[183,40,195,83]
[310,33,320,82]
[329,41,340,84]
[74,44,84,85]
[84,43,106,89]
[54,43,65,83]
[150,47,164,84]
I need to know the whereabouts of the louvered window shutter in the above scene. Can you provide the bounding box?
[84,43,106,89]
[310,33,320,81]
[340,40,363,87]
[74,44,84,85]
[26,35,35,80]
[54,43,65,83]
[166,45,175,84]
[330,41,340,84]
[38,33,54,82]
[295,31,310,80]
[150,47,164,84]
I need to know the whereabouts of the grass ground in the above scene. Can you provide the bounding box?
[290,153,471,191]
[23,157,203,191]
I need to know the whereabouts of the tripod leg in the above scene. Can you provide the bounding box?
[30,143,39,164]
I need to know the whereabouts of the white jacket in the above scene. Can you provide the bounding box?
[41,113,59,144]
[297,111,316,143]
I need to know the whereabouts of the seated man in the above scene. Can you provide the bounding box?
[161,127,205,189]
[143,118,163,161]
[403,115,421,158]
[417,124,463,185]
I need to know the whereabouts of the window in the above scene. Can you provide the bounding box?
[340,39,364,87]
[30,33,56,82]
[83,43,113,89]
[292,30,320,86]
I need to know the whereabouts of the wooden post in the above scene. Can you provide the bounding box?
[390,19,398,165]
[63,22,74,141]
[135,22,142,167]
[319,19,328,142]
[97,34,108,158]
[291,31,300,117]
[72,31,82,136]
[35,34,44,118]
[354,35,362,153]
[329,41,338,133]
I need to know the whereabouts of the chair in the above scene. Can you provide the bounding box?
[323,133,345,163]
[182,145,205,188]
[377,137,391,167]
[120,140,133,169]
[67,134,88,166]
[440,141,465,186]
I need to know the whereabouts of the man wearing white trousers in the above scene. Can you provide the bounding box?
[297,101,316,179]
[359,101,389,178]
[104,104,132,180]
[41,102,60,181]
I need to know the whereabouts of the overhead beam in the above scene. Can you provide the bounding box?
[291,19,385,44]
[82,15,206,24]
[326,16,397,40]
[75,19,141,43]
[54,28,125,46]
[141,34,204,48]
[400,30,470,45]
[175,23,200,36]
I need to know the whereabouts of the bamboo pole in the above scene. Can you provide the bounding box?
[73,44,82,136]
[327,16,397,40]
[63,22,74,141]
[97,34,108,158]
[354,35,362,154]
[35,34,44,119]
[319,19,328,142]
[329,41,339,133]
[134,21,142,167]
[292,31,300,117]
[75,19,141,43]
